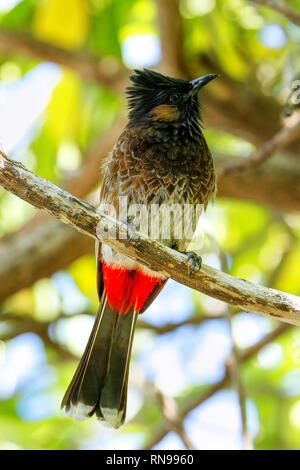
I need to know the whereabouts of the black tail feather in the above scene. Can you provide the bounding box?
[61,293,138,428]
[97,307,138,427]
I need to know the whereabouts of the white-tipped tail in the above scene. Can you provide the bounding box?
[62,402,94,422]
[100,407,125,429]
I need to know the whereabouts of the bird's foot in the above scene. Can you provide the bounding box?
[180,251,202,277]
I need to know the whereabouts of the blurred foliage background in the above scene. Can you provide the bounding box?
[0,0,300,450]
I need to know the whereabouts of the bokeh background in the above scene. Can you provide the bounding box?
[0,0,300,450]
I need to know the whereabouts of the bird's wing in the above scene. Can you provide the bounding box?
[96,161,112,301]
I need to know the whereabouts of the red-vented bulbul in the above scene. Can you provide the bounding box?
[61,69,217,428]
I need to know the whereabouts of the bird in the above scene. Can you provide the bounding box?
[61,68,217,428]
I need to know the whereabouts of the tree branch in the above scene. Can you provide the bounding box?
[0,28,125,90]
[137,313,225,334]
[12,118,125,234]
[0,310,223,343]
[155,0,186,77]
[212,238,253,449]
[220,114,300,176]
[250,0,300,27]
[0,28,296,150]
[0,149,299,303]
[0,312,77,361]
[0,151,299,324]
[153,386,195,450]
[226,309,253,450]
[59,119,126,197]
[0,220,93,301]
[216,151,300,212]
[0,120,125,301]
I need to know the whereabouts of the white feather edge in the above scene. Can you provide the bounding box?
[62,402,94,422]
[101,243,166,279]
[99,407,124,429]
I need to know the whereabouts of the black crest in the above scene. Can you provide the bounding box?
[126,69,193,122]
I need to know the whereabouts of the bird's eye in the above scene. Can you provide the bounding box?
[169,93,181,104]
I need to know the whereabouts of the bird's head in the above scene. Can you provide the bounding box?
[126,68,218,127]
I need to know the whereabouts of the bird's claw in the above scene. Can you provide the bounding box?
[121,217,138,241]
[184,251,202,277]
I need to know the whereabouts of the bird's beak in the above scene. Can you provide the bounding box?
[189,73,219,95]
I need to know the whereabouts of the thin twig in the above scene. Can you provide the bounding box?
[251,0,300,27]
[220,115,300,176]
[212,235,253,450]
[154,387,195,450]
[1,310,219,341]
[226,310,254,450]
[137,313,226,334]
